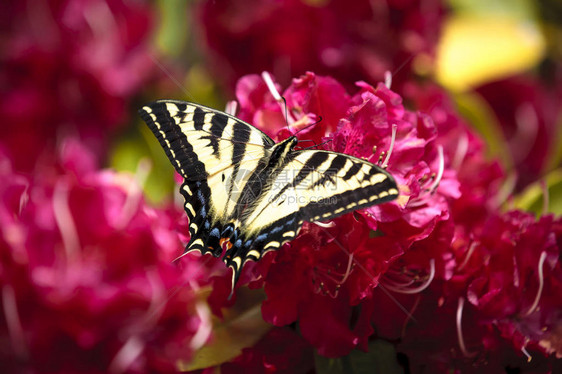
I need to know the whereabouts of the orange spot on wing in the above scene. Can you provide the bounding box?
[220,237,233,251]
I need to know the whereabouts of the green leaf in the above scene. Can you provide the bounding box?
[545,113,562,172]
[453,91,513,170]
[315,340,403,374]
[110,123,176,204]
[178,288,271,371]
[512,168,562,216]
[447,0,538,19]
[155,0,190,56]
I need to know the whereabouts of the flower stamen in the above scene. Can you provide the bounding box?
[108,336,144,374]
[312,254,355,298]
[524,251,547,317]
[53,179,80,260]
[2,285,27,359]
[18,182,29,216]
[428,146,444,192]
[381,124,397,169]
[493,172,517,210]
[225,100,238,116]
[453,133,469,170]
[407,145,444,207]
[261,71,295,124]
[521,346,532,362]
[458,241,478,271]
[382,259,435,294]
[457,297,476,358]
[384,70,393,89]
[512,103,538,164]
[115,159,151,230]
[313,220,336,228]
[189,302,212,350]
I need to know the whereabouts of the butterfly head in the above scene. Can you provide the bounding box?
[268,136,298,166]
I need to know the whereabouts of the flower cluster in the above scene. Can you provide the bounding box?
[475,76,562,191]
[217,72,562,372]
[195,0,445,91]
[2,0,561,372]
[0,140,213,373]
[0,0,155,172]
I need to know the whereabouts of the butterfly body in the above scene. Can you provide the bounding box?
[140,100,399,286]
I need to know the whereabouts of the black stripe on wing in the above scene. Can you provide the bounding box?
[223,212,301,286]
[139,102,207,180]
[302,177,398,222]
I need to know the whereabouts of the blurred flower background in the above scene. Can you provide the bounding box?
[1,0,562,373]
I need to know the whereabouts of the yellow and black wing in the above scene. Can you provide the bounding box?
[139,100,274,257]
[139,100,398,286]
[238,150,399,258]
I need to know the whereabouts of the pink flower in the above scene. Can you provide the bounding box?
[221,327,314,373]
[390,211,562,373]
[0,142,210,373]
[475,75,562,191]
[195,0,446,92]
[223,72,562,372]
[0,0,156,172]
[230,72,461,356]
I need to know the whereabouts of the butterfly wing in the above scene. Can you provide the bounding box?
[222,149,399,281]
[139,100,275,257]
[140,100,399,288]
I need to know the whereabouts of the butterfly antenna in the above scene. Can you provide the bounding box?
[293,115,323,137]
[298,138,332,151]
[281,96,291,132]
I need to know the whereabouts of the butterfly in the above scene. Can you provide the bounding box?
[139,100,399,288]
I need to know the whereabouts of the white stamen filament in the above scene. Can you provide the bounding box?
[18,183,29,216]
[458,242,478,271]
[108,336,144,374]
[141,271,165,326]
[407,146,445,208]
[521,346,532,362]
[383,259,435,294]
[492,172,517,210]
[512,103,538,163]
[53,180,80,260]
[261,71,282,101]
[456,297,476,357]
[321,230,415,320]
[313,254,355,298]
[2,285,27,358]
[339,253,354,285]
[384,71,393,89]
[83,1,117,40]
[524,251,547,317]
[453,133,469,170]
[406,198,428,208]
[261,71,296,123]
[313,220,336,228]
[189,302,212,350]
[381,124,397,169]
[225,100,238,116]
[115,159,151,230]
[513,255,520,288]
[428,146,444,192]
